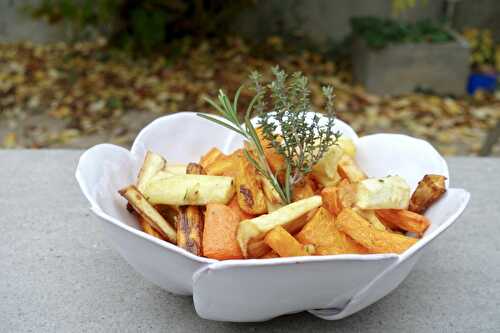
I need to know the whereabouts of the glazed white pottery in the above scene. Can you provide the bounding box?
[76,112,470,322]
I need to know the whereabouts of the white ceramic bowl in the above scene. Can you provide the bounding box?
[75,112,470,322]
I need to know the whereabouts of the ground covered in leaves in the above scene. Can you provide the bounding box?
[1,38,499,156]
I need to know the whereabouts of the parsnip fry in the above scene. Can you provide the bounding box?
[356,175,410,210]
[143,174,234,206]
[237,195,322,257]
[138,216,164,240]
[376,209,430,237]
[137,151,166,193]
[176,162,205,255]
[259,175,283,206]
[409,174,447,214]
[246,210,316,258]
[119,185,176,243]
[165,164,187,175]
[296,207,367,255]
[177,206,203,255]
[336,208,417,254]
[265,226,310,257]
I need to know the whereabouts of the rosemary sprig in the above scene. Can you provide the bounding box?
[198,87,290,204]
[199,67,340,204]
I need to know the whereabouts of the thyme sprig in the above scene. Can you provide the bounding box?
[198,67,340,204]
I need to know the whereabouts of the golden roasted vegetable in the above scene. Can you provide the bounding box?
[264,147,286,182]
[136,151,166,193]
[165,164,187,175]
[186,162,206,175]
[338,155,366,182]
[138,216,164,240]
[376,209,430,237]
[237,195,322,257]
[200,147,223,169]
[259,175,283,206]
[143,174,234,206]
[336,208,417,254]
[409,174,447,214]
[235,154,267,215]
[119,185,177,243]
[337,137,356,158]
[292,176,316,202]
[203,203,243,260]
[261,250,279,259]
[177,206,203,255]
[312,145,343,187]
[265,226,310,257]
[204,150,240,177]
[296,207,367,255]
[246,210,316,258]
[176,162,205,255]
[321,179,357,216]
[353,208,387,231]
[355,176,410,210]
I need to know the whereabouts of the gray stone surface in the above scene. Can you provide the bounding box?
[352,37,470,96]
[0,150,499,332]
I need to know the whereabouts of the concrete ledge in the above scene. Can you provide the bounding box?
[1,150,499,332]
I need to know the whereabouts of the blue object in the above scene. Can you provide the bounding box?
[467,73,497,95]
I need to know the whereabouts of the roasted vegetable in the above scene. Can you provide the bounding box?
[355,176,410,210]
[204,150,240,177]
[376,209,430,237]
[136,151,166,193]
[338,155,366,182]
[292,176,316,202]
[186,162,206,175]
[337,137,356,158]
[203,203,243,260]
[177,206,204,255]
[321,179,357,216]
[165,164,187,175]
[259,175,283,207]
[176,162,205,255]
[237,195,322,257]
[336,208,417,254]
[235,154,267,215]
[296,207,367,255]
[312,145,343,187]
[143,174,234,206]
[200,147,223,169]
[119,185,177,243]
[265,226,311,257]
[353,208,387,231]
[138,215,164,240]
[409,174,447,214]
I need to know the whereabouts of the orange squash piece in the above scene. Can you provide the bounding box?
[296,207,367,255]
[264,226,309,257]
[202,203,243,260]
[375,209,430,237]
[336,208,417,254]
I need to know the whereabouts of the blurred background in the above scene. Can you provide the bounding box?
[0,0,499,156]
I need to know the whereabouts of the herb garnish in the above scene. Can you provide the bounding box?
[198,66,340,204]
